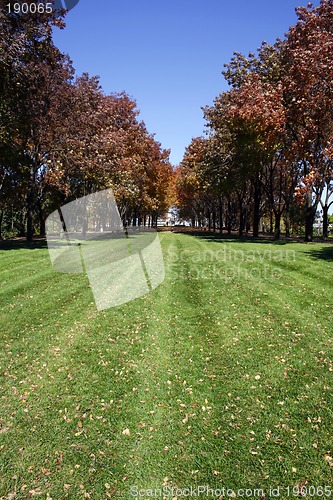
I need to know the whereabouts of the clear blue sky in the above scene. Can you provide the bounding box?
[53,0,319,166]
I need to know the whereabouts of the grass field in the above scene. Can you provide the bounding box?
[0,232,332,499]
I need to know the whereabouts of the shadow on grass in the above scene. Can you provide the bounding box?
[305,245,333,262]
[0,238,48,251]
[173,229,333,247]
[173,229,291,245]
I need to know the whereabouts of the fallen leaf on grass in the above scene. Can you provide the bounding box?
[57,452,63,471]
[324,454,333,466]
[105,483,116,494]
[27,489,42,497]
[294,481,308,496]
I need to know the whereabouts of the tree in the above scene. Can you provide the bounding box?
[0,3,174,239]
[207,1,333,241]
[176,137,210,227]
[0,1,72,240]
[281,0,333,241]
[44,78,174,227]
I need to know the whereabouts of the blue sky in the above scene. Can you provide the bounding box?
[53,0,318,166]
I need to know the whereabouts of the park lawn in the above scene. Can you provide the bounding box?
[0,232,332,499]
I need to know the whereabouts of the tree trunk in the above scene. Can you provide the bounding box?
[37,201,45,236]
[26,189,34,242]
[219,197,223,233]
[273,212,281,240]
[322,205,329,238]
[19,209,26,237]
[0,209,3,239]
[304,176,316,242]
[82,198,88,237]
[244,206,250,234]
[40,215,46,237]
[132,210,137,226]
[285,205,290,238]
[239,209,244,236]
[26,164,37,242]
[238,196,244,236]
[11,205,14,232]
[227,198,232,235]
[305,205,315,242]
[212,208,216,233]
[253,174,261,238]
[269,210,274,235]
[208,210,211,231]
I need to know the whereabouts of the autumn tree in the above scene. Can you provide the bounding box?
[281,0,333,240]
[44,76,173,227]
[202,92,243,234]
[0,1,73,240]
[222,1,333,240]
[176,137,211,227]
[0,4,174,238]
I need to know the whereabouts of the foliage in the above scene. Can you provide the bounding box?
[176,0,333,241]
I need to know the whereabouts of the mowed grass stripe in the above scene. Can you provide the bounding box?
[117,233,212,486]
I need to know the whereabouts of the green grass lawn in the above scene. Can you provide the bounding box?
[0,232,332,499]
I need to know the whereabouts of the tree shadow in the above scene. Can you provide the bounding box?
[0,238,48,251]
[305,245,333,262]
[173,229,291,245]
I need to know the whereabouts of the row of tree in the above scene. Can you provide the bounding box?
[176,1,333,241]
[0,2,174,240]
